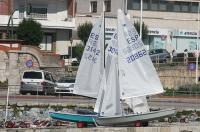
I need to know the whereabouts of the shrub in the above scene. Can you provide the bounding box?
[17,18,43,46]
[181,110,193,116]
[177,84,200,94]
[163,88,174,96]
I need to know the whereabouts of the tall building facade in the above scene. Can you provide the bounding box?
[0,0,75,56]
[76,0,200,52]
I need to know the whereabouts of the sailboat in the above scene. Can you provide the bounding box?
[49,13,104,124]
[49,9,175,127]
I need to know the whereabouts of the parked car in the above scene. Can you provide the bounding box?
[149,49,170,63]
[20,70,55,95]
[54,77,75,95]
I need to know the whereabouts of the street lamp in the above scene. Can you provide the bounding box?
[7,9,17,39]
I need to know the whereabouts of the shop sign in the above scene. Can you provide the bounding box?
[148,28,169,36]
[177,29,198,37]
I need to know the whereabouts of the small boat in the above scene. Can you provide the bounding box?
[49,111,97,123]
[49,9,176,127]
[95,108,175,126]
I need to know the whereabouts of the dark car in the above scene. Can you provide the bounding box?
[149,49,170,63]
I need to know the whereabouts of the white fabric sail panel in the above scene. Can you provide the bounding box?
[94,72,106,113]
[125,96,149,114]
[73,16,104,98]
[117,9,164,99]
[95,31,122,116]
[99,56,122,117]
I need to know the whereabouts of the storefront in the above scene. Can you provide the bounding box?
[148,28,198,53]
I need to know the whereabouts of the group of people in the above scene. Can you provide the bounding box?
[171,49,188,65]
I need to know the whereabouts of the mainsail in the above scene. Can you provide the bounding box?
[117,10,164,99]
[73,15,104,98]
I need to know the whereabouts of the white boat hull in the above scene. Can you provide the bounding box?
[95,108,176,126]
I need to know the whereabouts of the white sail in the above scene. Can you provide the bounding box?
[94,31,122,116]
[125,97,149,114]
[73,15,104,98]
[94,71,106,113]
[117,9,164,99]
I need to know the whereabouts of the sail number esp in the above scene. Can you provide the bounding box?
[127,49,147,63]
[84,32,101,63]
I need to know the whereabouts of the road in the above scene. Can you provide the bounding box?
[0,94,200,110]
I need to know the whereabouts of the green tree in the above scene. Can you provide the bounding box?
[77,22,93,45]
[16,18,43,46]
[134,21,148,41]
[74,43,85,61]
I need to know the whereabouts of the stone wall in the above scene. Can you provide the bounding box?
[0,51,8,82]
[158,65,198,89]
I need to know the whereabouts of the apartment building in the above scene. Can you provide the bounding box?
[0,0,75,56]
[76,0,200,52]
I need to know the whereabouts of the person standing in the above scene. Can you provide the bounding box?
[184,49,188,65]
[172,49,177,63]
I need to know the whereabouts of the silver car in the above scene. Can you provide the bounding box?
[20,70,55,95]
[149,49,170,63]
[54,77,75,95]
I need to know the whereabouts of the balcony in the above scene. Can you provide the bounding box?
[0,10,75,30]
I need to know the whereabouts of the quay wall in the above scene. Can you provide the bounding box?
[0,127,198,132]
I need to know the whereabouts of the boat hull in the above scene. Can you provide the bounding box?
[49,112,97,123]
[95,108,176,126]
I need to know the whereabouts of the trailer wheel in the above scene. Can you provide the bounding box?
[77,122,87,128]
[134,120,141,127]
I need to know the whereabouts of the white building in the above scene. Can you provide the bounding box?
[75,0,200,53]
[0,0,75,57]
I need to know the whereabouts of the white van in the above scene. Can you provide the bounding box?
[20,70,55,95]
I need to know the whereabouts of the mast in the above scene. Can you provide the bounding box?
[196,2,200,84]
[140,0,143,39]
[104,11,106,68]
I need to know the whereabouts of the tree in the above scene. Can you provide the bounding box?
[74,43,85,62]
[134,21,148,41]
[77,22,93,45]
[16,18,43,46]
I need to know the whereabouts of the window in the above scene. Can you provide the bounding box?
[151,0,159,11]
[133,0,140,10]
[127,0,197,13]
[181,2,189,12]
[40,34,53,51]
[27,4,47,19]
[104,0,111,12]
[143,0,149,10]
[44,73,51,81]
[167,1,174,12]
[19,5,25,18]
[174,2,181,12]
[191,2,198,13]
[90,1,97,13]
[159,1,167,11]
[23,72,42,79]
